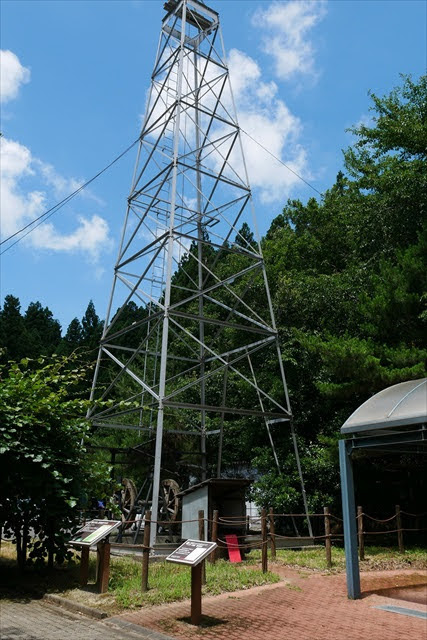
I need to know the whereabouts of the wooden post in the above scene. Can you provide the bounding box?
[80,546,90,586]
[261,508,268,574]
[96,540,111,594]
[324,506,332,568]
[16,526,23,573]
[191,563,202,625]
[210,510,218,564]
[357,506,365,561]
[198,510,206,585]
[47,518,55,570]
[269,508,276,559]
[142,511,151,592]
[415,515,421,537]
[396,505,404,553]
[22,515,28,569]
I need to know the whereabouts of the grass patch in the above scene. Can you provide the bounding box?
[107,556,279,609]
[245,545,427,573]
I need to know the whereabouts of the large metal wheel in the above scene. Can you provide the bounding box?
[158,478,181,540]
[120,478,137,528]
[160,478,180,522]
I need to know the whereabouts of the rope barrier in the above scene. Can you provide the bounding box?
[363,527,427,535]
[271,513,325,518]
[94,508,427,548]
[216,537,267,549]
[362,513,397,523]
[118,517,202,526]
[272,533,315,540]
[217,515,260,520]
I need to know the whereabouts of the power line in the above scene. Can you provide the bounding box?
[1,130,322,257]
[1,137,140,255]
[240,128,324,197]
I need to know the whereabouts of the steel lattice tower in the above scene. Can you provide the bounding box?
[88,0,311,546]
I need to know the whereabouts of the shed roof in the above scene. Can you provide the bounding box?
[341,378,427,435]
[176,477,250,497]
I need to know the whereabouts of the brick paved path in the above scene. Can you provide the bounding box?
[116,569,427,640]
[1,569,425,640]
[0,599,175,640]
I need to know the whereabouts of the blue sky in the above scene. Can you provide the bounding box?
[1,0,425,333]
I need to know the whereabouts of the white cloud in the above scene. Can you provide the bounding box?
[227,50,261,97]
[253,1,327,81]
[35,160,83,198]
[0,50,30,103]
[31,215,112,261]
[0,138,44,237]
[224,49,309,203]
[0,136,112,260]
[354,113,374,130]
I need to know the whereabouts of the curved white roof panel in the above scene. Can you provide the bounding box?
[341,378,427,434]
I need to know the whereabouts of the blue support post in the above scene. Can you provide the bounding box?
[339,439,361,599]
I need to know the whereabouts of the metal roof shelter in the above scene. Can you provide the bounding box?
[339,378,427,598]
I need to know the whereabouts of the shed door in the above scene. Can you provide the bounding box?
[182,486,209,540]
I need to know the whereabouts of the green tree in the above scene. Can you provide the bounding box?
[251,75,427,512]
[24,301,62,357]
[0,295,31,362]
[235,222,256,249]
[81,300,103,350]
[0,354,110,569]
[58,317,84,355]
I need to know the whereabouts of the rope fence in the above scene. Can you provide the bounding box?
[73,504,427,592]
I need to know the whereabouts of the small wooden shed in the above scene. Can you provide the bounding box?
[178,478,249,541]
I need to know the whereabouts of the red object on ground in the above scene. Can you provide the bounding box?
[225,534,241,563]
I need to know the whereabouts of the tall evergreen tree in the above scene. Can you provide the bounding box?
[81,300,103,350]
[24,301,62,357]
[235,222,256,248]
[0,295,31,362]
[57,317,84,355]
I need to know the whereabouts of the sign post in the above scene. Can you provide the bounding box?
[80,546,90,587]
[69,519,121,547]
[70,520,120,594]
[191,563,203,625]
[166,539,217,626]
[96,539,111,594]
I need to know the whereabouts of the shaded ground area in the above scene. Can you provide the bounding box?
[115,568,426,640]
[362,571,427,606]
[374,583,426,605]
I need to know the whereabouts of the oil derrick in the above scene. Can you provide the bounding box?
[87,0,312,546]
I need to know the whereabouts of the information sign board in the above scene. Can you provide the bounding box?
[166,539,217,566]
[69,519,121,547]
